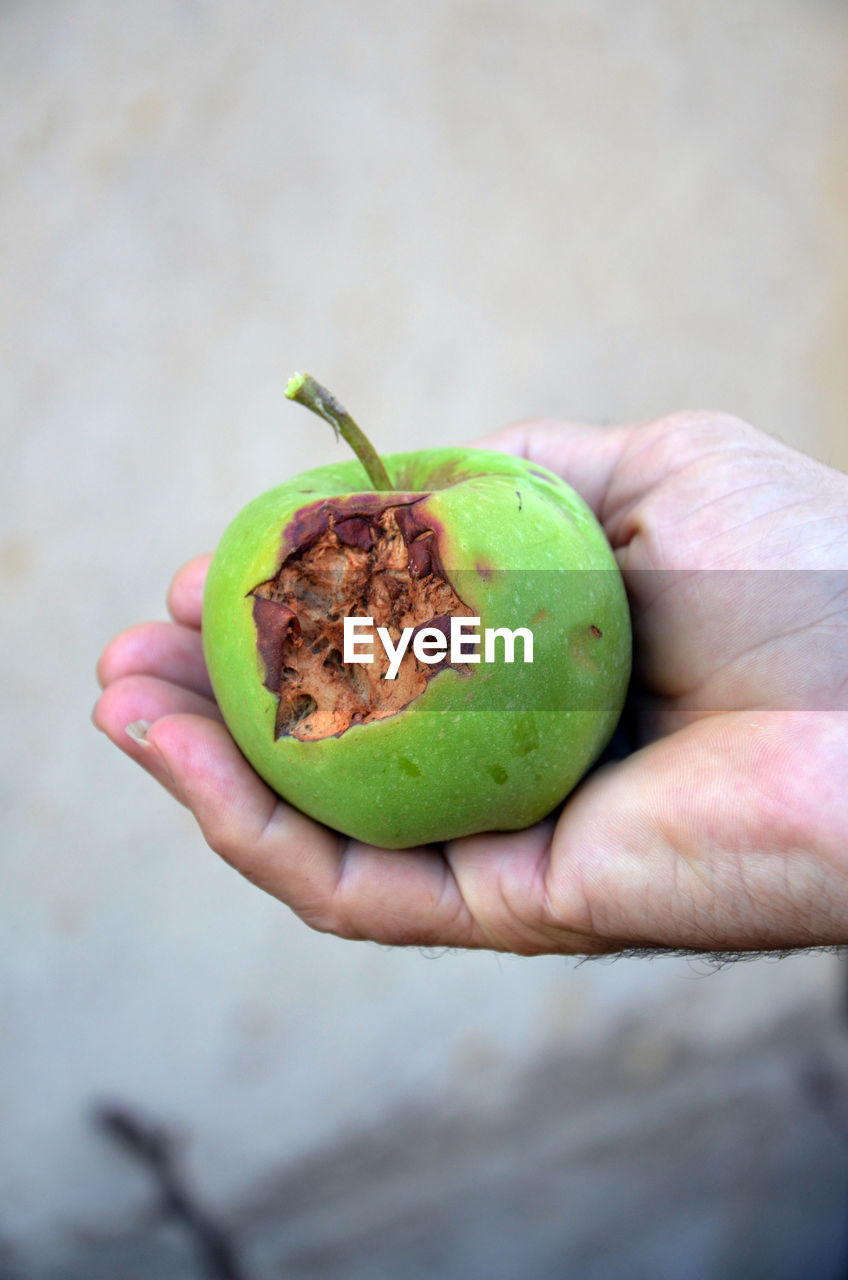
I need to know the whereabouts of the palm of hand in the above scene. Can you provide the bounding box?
[94,413,848,955]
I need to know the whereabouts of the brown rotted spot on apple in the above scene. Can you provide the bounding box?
[569,622,604,672]
[250,499,474,741]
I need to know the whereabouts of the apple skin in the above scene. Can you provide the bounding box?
[202,447,631,849]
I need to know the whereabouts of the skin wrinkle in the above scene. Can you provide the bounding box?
[253,799,292,863]
[491,848,562,954]
[548,872,609,955]
[542,816,605,948]
[397,864,471,948]
[730,856,789,935]
[671,476,786,528]
[267,842,331,925]
[332,844,462,947]
[814,861,848,936]
[573,881,640,954]
[602,419,689,502]
[669,879,726,950]
[617,465,848,711]
[254,815,335,916]
[691,500,821,557]
[534,834,574,941]
[754,614,846,655]
[698,854,775,943]
[518,830,586,952]
[616,567,702,632]
[612,462,806,558]
[645,790,744,947]
[727,849,827,946]
[328,839,383,941]
[462,910,510,955]
[655,822,717,939]
[432,858,478,947]
[443,846,505,952]
[665,618,841,713]
[769,857,829,940]
[545,787,636,947]
[446,834,556,954]
[731,737,848,942]
[588,728,771,948]
[600,431,753,537]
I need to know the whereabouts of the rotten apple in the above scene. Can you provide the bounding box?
[201,375,631,848]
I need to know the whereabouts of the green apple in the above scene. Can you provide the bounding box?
[202,375,631,848]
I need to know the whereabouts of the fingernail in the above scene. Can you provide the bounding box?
[126,720,152,745]
[125,720,176,788]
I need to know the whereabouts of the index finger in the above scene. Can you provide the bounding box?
[167,553,213,629]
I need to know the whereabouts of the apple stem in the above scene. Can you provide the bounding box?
[285,373,394,491]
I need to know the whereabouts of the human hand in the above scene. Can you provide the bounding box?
[93,412,848,955]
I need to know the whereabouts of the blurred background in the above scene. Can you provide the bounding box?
[3,1,848,1277]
